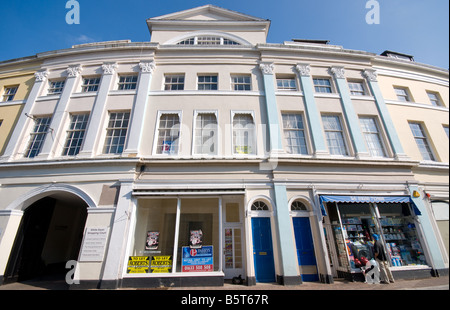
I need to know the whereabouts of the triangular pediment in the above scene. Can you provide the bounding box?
[150,4,266,22]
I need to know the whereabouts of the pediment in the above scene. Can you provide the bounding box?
[150,4,266,22]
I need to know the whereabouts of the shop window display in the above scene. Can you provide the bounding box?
[378,203,427,266]
[326,201,428,277]
[129,198,220,275]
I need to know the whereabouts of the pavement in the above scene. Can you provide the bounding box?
[0,275,448,291]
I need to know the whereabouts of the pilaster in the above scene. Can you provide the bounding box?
[330,66,369,158]
[259,62,284,154]
[38,65,82,159]
[363,69,408,160]
[295,64,328,156]
[123,61,155,157]
[79,62,117,157]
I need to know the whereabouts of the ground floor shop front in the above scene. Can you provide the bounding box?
[0,180,448,289]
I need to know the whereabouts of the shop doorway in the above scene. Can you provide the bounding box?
[292,217,319,282]
[3,194,88,284]
[251,217,275,282]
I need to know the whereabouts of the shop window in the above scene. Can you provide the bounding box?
[130,198,220,275]
[326,201,428,274]
[176,198,220,272]
[377,203,428,266]
[131,199,177,273]
[251,201,269,211]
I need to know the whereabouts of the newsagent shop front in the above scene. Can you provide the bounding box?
[121,194,245,288]
[320,195,434,281]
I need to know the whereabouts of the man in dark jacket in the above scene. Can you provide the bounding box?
[373,234,395,284]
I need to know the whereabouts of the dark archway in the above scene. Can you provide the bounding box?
[3,193,88,284]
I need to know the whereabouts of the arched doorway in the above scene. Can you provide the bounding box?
[3,192,88,284]
[250,200,276,283]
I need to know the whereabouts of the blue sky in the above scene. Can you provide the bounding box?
[1,0,448,69]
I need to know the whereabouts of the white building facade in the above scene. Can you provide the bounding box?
[0,5,447,288]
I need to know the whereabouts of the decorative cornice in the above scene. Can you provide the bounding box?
[330,66,346,79]
[363,69,378,82]
[102,63,117,75]
[34,70,49,82]
[139,61,156,74]
[259,63,274,75]
[67,65,82,78]
[295,64,311,77]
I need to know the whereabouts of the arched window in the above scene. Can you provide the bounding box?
[251,201,269,211]
[177,36,240,46]
[291,200,308,211]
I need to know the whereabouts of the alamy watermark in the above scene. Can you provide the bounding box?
[66,0,80,25]
[366,0,380,24]
[65,260,80,285]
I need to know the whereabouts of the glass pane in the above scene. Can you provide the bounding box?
[377,203,428,266]
[177,198,220,272]
[130,199,177,274]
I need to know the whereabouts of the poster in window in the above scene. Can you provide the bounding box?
[162,140,173,154]
[189,229,203,249]
[146,231,159,250]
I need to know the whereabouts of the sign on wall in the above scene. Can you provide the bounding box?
[78,227,109,262]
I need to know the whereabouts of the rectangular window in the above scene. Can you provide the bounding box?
[25,116,52,158]
[359,117,386,157]
[282,113,308,154]
[233,114,255,155]
[118,75,138,90]
[231,75,251,91]
[409,122,435,161]
[82,77,101,92]
[427,91,442,106]
[194,113,218,155]
[444,125,449,138]
[377,203,428,266]
[394,87,411,102]
[322,115,348,155]
[130,198,220,274]
[62,113,90,156]
[48,80,65,95]
[313,78,332,93]
[156,113,180,155]
[164,75,185,90]
[2,86,18,101]
[276,78,297,91]
[103,111,130,154]
[327,202,428,270]
[198,75,218,91]
[348,82,366,96]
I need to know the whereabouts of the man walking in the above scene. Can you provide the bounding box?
[373,234,395,284]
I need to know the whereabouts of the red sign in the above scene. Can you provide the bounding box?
[182,264,213,272]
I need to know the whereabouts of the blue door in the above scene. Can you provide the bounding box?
[252,218,275,282]
[293,217,319,282]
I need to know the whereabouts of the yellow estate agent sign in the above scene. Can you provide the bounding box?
[127,256,150,273]
[151,256,172,273]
